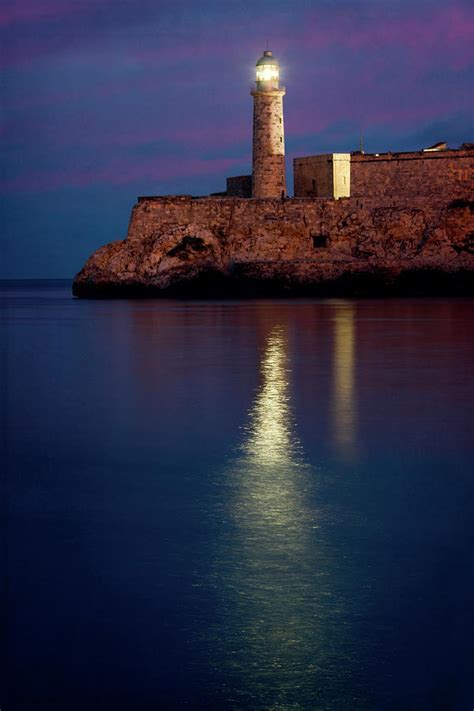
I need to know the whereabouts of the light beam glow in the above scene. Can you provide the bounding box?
[256,64,279,83]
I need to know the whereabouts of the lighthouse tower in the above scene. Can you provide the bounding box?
[251,50,286,198]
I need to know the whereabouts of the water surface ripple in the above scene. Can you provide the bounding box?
[3,283,474,710]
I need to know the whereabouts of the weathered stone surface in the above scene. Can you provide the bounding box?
[251,90,286,198]
[294,154,350,199]
[227,175,252,198]
[351,150,473,199]
[73,196,474,297]
[294,149,473,200]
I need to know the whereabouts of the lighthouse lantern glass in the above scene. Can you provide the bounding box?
[256,64,279,83]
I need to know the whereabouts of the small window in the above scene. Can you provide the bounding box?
[280,136,283,143]
[279,118,282,124]
[312,234,328,248]
[312,179,316,192]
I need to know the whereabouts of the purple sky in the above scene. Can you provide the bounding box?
[2,0,473,277]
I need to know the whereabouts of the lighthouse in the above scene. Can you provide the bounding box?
[251,50,286,198]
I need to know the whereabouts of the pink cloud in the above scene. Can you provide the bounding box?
[0,155,246,192]
[299,4,474,72]
[0,0,103,28]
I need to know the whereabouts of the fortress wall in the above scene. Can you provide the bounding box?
[294,156,333,197]
[350,150,474,199]
[127,196,337,252]
[333,154,351,199]
[294,154,350,198]
[294,149,473,200]
[124,194,473,266]
[75,193,474,295]
[227,175,252,197]
[127,196,236,242]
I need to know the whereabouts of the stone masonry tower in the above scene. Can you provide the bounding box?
[251,50,286,198]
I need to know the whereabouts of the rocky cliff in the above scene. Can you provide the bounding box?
[73,196,474,297]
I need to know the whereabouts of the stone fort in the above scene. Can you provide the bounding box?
[74,49,474,297]
[220,49,473,201]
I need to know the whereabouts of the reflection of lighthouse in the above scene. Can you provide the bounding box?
[206,325,346,708]
[243,324,296,468]
[251,50,286,198]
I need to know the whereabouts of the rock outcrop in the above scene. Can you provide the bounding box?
[73,196,474,297]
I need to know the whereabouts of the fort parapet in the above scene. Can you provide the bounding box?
[73,45,474,297]
[74,193,474,297]
[294,148,473,200]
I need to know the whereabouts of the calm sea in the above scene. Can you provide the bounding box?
[2,281,474,710]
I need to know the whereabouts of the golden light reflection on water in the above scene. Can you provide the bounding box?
[331,303,356,462]
[243,327,292,467]
[237,325,311,536]
[209,324,348,708]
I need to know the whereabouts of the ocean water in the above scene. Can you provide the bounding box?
[2,282,474,710]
